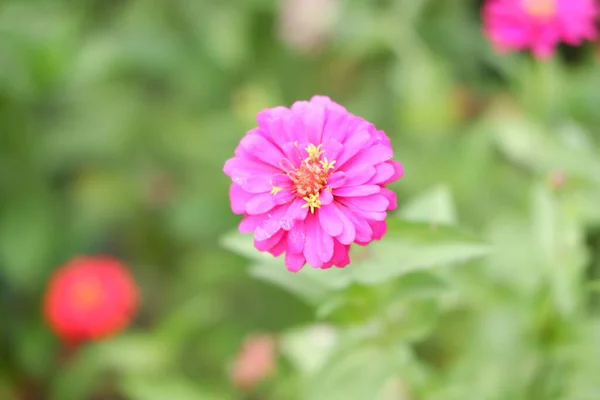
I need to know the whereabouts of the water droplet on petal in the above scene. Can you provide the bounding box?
[233,176,247,185]
[288,230,305,244]
[255,227,271,241]
[280,216,294,230]
[264,219,279,232]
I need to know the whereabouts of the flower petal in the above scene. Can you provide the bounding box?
[327,171,346,189]
[321,109,350,143]
[274,189,295,205]
[333,185,381,197]
[370,220,387,240]
[281,142,303,167]
[380,188,397,210]
[230,184,253,214]
[343,165,376,186]
[287,219,305,254]
[303,215,324,268]
[224,156,279,177]
[239,214,264,233]
[240,132,285,168]
[330,239,351,268]
[321,139,343,162]
[318,230,334,264]
[246,193,276,215]
[287,197,309,220]
[332,204,356,245]
[272,174,292,187]
[267,235,288,256]
[285,252,306,272]
[346,210,374,243]
[255,229,285,252]
[318,204,343,237]
[335,131,371,167]
[342,144,393,171]
[383,160,404,184]
[341,194,389,212]
[368,163,396,185]
[320,189,333,205]
[232,174,272,193]
[303,105,326,145]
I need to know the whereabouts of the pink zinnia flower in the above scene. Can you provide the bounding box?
[223,96,404,272]
[483,0,598,59]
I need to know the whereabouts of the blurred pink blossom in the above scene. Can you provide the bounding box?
[483,0,598,59]
[231,334,277,391]
[277,0,340,53]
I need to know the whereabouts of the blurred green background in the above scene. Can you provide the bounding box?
[3,0,600,399]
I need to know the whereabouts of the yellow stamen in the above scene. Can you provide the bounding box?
[522,0,556,18]
[270,186,282,195]
[284,142,336,212]
[301,193,322,213]
[320,157,336,173]
[305,144,324,161]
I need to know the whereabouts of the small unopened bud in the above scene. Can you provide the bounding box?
[548,171,566,190]
[231,334,277,391]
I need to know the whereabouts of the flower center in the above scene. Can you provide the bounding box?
[281,143,335,213]
[71,278,103,309]
[522,0,557,18]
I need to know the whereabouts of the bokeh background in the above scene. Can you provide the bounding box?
[3,0,600,399]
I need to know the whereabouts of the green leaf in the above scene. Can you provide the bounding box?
[248,261,352,304]
[0,375,16,400]
[315,294,349,319]
[398,184,457,225]
[280,324,339,376]
[348,219,490,285]
[0,196,56,290]
[391,272,449,302]
[223,228,355,303]
[248,262,330,304]
[563,321,600,399]
[487,105,600,183]
[224,218,488,301]
[531,184,587,316]
[89,334,173,374]
[220,230,273,263]
[383,298,440,342]
[303,344,408,400]
[15,322,55,378]
[122,375,223,400]
[50,334,173,400]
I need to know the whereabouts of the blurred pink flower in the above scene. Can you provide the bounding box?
[44,255,139,345]
[231,334,277,391]
[277,0,340,54]
[548,170,566,189]
[482,0,598,59]
[223,96,403,272]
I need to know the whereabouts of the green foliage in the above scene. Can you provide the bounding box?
[2,0,600,399]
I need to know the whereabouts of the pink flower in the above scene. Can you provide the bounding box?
[482,0,598,59]
[223,96,404,272]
